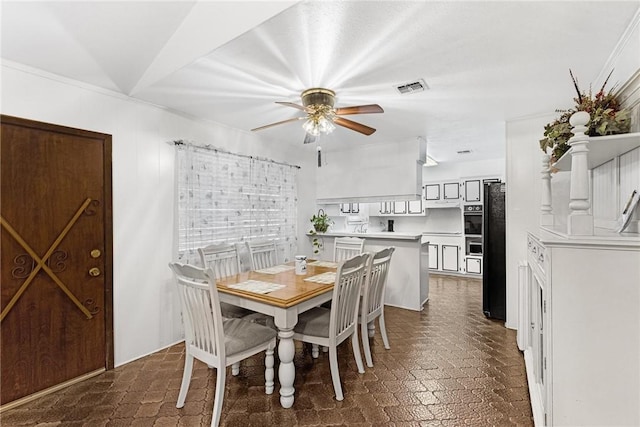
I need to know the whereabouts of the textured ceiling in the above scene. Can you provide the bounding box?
[2,1,638,163]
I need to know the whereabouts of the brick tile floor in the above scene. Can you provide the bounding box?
[1,274,533,426]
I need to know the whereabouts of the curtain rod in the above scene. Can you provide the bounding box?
[169,139,300,169]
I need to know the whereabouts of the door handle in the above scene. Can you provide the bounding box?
[88,267,101,277]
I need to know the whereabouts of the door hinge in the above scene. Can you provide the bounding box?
[543,300,547,313]
[544,357,547,370]
[544,413,547,425]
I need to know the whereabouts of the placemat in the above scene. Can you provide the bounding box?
[304,272,336,284]
[228,280,286,294]
[308,260,338,268]
[254,265,295,275]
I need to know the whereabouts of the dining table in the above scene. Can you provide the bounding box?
[215,259,339,408]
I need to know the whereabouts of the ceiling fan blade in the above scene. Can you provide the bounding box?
[303,134,317,144]
[251,117,305,132]
[333,117,376,136]
[275,101,308,111]
[334,104,384,115]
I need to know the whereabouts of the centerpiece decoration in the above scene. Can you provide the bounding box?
[539,70,631,163]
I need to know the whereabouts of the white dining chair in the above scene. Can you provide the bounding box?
[333,236,365,262]
[247,240,278,270]
[198,243,242,278]
[198,243,254,320]
[292,253,369,401]
[168,262,277,427]
[198,242,261,375]
[360,247,395,367]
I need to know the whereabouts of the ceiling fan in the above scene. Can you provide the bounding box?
[251,88,384,144]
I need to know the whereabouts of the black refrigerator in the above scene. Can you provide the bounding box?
[482,181,506,320]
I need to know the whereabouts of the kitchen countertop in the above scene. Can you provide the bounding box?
[421,231,462,236]
[307,231,423,241]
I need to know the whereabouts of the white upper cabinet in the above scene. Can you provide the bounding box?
[424,181,460,208]
[316,138,426,204]
[425,184,440,201]
[462,178,481,203]
[443,182,460,200]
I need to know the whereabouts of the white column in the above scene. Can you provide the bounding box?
[540,152,554,226]
[567,111,594,235]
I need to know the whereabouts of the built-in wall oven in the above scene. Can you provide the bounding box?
[463,204,483,236]
[464,204,483,256]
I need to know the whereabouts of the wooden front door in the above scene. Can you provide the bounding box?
[0,115,113,406]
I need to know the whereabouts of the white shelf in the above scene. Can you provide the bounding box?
[554,132,640,171]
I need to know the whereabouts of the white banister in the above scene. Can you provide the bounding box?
[540,152,554,226]
[567,111,594,235]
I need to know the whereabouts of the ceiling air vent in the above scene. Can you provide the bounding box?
[457,150,472,155]
[395,79,428,95]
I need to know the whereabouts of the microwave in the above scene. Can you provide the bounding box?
[467,241,483,255]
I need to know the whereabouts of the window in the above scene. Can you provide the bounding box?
[176,143,298,264]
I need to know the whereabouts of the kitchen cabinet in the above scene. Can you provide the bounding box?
[373,199,423,216]
[428,244,438,269]
[378,202,392,215]
[316,138,425,203]
[462,178,481,203]
[339,203,359,214]
[407,199,423,214]
[443,182,460,200]
[424,183,441,201]
[464,256,482,274]
[423,234,463,274]
[441,245,460,272]
[392,201,407,214]
[461,177,501,204]
[424,181,460,208]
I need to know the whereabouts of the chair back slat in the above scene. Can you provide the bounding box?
[198,243,241,279]
[364,247,395,320]
[331,253,369,342]
[333,237,365,262]
[169,263,225,362]
[247,240,278,270]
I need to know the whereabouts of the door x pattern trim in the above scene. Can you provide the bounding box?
[1,198,95,322]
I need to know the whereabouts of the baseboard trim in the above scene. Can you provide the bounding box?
[0,368,105,412]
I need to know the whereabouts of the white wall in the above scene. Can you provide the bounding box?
[1,63,316,366]
[504,113,555,329]
[422,158,505,183]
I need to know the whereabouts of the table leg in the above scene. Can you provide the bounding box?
[277,328,295,408]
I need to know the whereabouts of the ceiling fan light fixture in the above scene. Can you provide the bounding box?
[253,87,382,141]
[302,103,336,136]
[303,118,320,136]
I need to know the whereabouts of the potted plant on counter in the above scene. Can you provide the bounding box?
[539,69,631,163]
[309,209,332,254]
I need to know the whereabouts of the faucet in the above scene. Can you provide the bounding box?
[354,223,368,233]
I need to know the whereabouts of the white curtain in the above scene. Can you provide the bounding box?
[176,143,298,265]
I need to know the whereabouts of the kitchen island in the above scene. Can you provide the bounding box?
[307,231,429,311]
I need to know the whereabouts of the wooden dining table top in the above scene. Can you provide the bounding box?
[215,261,338,308]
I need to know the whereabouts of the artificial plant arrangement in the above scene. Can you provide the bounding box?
[309,209,332,254]
[539,69,631,162]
